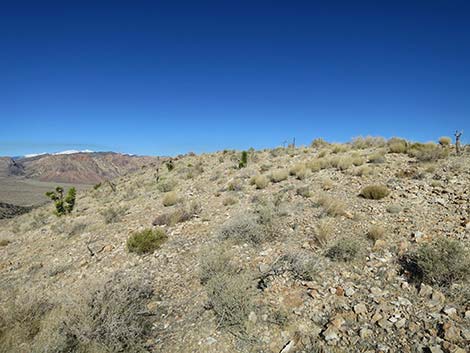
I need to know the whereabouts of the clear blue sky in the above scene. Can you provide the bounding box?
[1,1,469,156]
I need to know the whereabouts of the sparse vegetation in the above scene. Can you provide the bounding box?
[280,252,319,281]
[101,205,127,224]
[296,185,312,198]
[239,150,248,168]
[127,228,167,254]
[408,142,449,162]
[326,237,363,262]
[359,184,390,200]
[402,238,470,286]
[388,137,408,154]
[438,136,452,146]
[157,178,177,192]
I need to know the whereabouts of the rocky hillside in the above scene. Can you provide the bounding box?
[0,152,159,184]
[0,138,469,353]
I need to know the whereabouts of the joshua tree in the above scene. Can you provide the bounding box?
[46,186,76,216]
[455,131,463,155]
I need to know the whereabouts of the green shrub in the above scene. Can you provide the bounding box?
[270,169,289,183]
[359,185,390,200]
[0,239,10,246]
[402,238,470,286]
[45,186,76,216]
[326,237,363,262]
[127,228,167,254]
[239,151,248,168]
[93,182,102,190]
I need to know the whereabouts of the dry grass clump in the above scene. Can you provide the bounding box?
[289,164,309,180]
[368,152,386,164]
[359,185,390,200]
[101,205,127,224]
[296,185,312,198]
[199,246,237,285]
[331,144,350,154]
[313,219,333,247]
[0,273,154,352]
[438,136,452,146]
[408,142,449,162]
[401,238,470,287]
[311,138,329,148]
[162,191,179,206]
[326,237,364,262]
[270,169,289,183]
[367,225,385,242]
[387,137,408,154]
[152,202,200,226]
[386,204,402,214]
[353,165,373,177]
[250,174,269,189]
[127,228,167,254]
[156,178,177,192]
[330,156,353,171]
[223,196,238,206]
[316,194,346,217]
[306,158,329,172]
[351,136,386,149]
[320,178,334,191]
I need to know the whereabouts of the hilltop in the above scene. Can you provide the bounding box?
[0,137,469,353]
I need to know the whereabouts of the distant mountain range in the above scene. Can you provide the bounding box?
[0,151,159,184]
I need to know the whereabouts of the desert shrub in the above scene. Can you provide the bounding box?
[279,252,319,281]
[251,174,269,189]
[93,182,102,190]
[334,156,353,170]
[0,239,10,246]
[156,178,177,192]
[205,271,255,332]
[223,196,238,206]
[226,179,243,192]
[101,206,127,224]
[296,185,312,198]
[45,186,76,216]
[216,213,265,244]
[152,208,191,226]
[320,178,334,191]
[388,138,408,154]
[270,169,289,183]
[438,136,452,146]
[199,246,237,285]
[326,237,364,262]
[359,185,390,200]
[316,194,346,217]
[127,228,167,254]
[408,143,449,162]
[351,154,365,166]
[311,138,329,148]
[401,238,470,286]
[162,191,179,206]
[367,225,385,242]
[368,152,386,164]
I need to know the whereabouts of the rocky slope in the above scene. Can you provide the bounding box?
[0,139,469,353]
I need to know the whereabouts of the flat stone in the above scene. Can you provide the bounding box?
[360,328,373,339]
[372,312,383,323]
[419,284,433,297]
[430,290,446,307]
[395,318,407,328]
[428,346,444,353]
[354,303,368,315]
[443,322,461,342]
[323,326,339,341]
[443,306,458,319]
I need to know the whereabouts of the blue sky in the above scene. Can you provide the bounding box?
[1,1,469,156]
